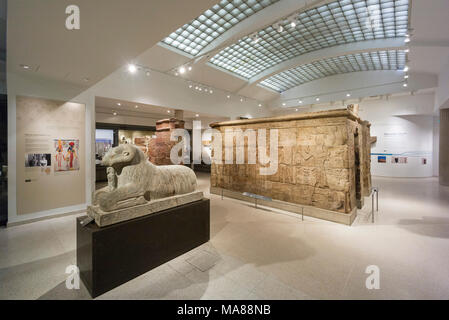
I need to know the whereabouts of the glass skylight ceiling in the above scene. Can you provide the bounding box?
[260,50,406,92]
[162,0,280,56]
[210,0,409,79]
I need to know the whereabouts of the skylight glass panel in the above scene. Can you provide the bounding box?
[260,50,406,92]
[162,0,280,56]
[210,0,409,79]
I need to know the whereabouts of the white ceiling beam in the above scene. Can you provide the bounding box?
[236,37,407,94]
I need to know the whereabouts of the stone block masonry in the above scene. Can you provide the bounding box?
[210,108,372,218]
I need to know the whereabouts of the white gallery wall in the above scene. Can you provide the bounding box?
[272,92,438,178]
[359,93,436,178]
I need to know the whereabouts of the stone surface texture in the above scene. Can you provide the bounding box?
[210,108,371,215]
[148,118,185,165]
[87,191,204,227]
[89,144,199,226]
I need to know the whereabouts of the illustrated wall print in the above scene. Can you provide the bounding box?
[377,156,387,163]
[54,139,80,172]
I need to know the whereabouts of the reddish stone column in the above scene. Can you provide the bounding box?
[148,118,185,165]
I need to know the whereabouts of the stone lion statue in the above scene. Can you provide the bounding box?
[93,144,197,212]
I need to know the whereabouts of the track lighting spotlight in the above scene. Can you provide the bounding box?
[128,64,137,74]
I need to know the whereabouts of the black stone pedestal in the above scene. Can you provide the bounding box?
[76,198,210,298]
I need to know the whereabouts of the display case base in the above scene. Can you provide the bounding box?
[76,198,210,298]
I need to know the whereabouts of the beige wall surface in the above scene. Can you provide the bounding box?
[16,96,86,215]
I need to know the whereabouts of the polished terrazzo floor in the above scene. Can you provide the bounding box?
[1,173,449,299]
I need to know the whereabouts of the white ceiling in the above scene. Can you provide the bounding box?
[7,0,449,109]
[95,96,229,122]
[7,0,216,87]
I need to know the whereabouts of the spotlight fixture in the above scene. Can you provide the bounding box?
[199,87,202,91]
[288,15,297,28]
[204,88,209,93]
[298,100,302,104]
[175,72,179,76]
[112,111,117,116]
[128,64,137,74]
[117,103,121,106]
[179,66,186,74]
[258,103,262,107]
[167,110,171,113]
[189,84,193,88]
[188,66,192,71]
[403,83,408,87]
[209,90,213,94]
[195,86,199,90]
[346,93,351,97]
[251,33,260,44]
[240,98,243,102]
[273,22,284,33]
[282,102,286,106]
[316,98,320,101]
[227,95,231,99]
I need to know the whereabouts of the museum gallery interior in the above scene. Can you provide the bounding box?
[1,0,449,300]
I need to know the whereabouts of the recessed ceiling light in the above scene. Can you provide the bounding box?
[179,66,186,74]
[146,71,151,76]
[113,111,117,116]
[227,95,231,99]
[135,105,139,108]
[240,98,243,102]
[316,98,320,101]
[167,110,171,113]
[117,103,121,106]
[346,93,351,97]
[204,88,209,93]
[188,66,192,71]
[298,100,302,104]
[189,84,193,88]
[403,83,408,87]
[128,64,137,74]
[282,103,286,106]
[295,108,298,111]
[199,87,202,91]
[404,49,409,53]
[403,66,409,72]
[404,37,410,43]
[290,21,296,28]
[195,114,199,117]
[404,75,409,79]
[20,64,31,70]
[209,90,213,94]
[258,103,262,107]
[175,72,179,76]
